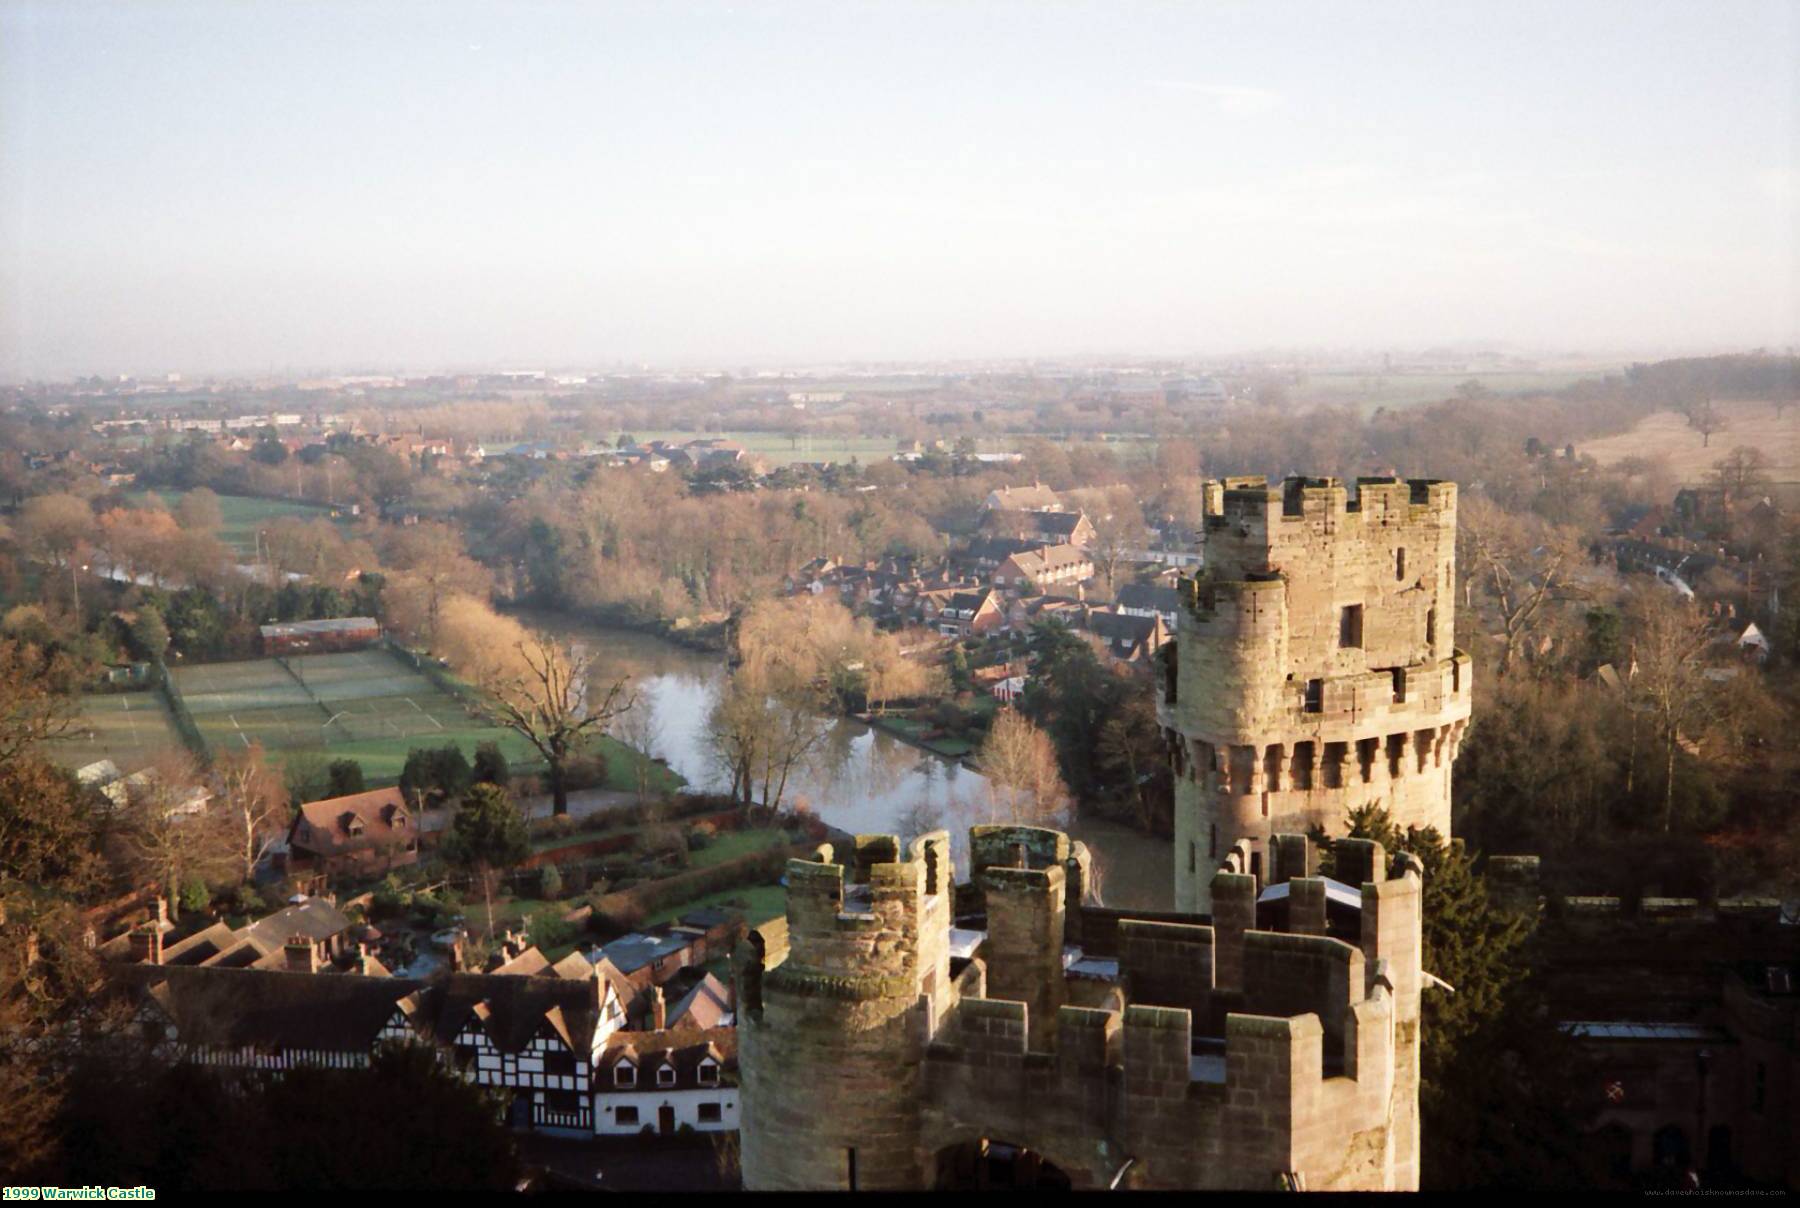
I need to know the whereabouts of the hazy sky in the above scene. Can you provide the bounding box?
[2,0,1796,378]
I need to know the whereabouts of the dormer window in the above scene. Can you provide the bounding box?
[656,1064,677,1087]
[613,1060,636,1088]
[697,1059,719,1085]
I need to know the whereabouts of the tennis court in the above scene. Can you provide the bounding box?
[171,648,488,755]
[48,690,184,770]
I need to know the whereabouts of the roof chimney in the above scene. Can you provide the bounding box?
[154,897,169,930]
[651,985,667,1032]
[130,922,163,965]
[357,942,377,976]
[285,934,320,974]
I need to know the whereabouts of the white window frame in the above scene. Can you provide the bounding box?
[614,1060,636,1088]
[656,1064,677,1087]
[697,1059,719,1085]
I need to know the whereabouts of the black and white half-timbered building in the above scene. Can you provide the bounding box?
[113,961,642,1137]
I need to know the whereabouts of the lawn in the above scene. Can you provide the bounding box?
[641,883,788,929]
[142,490,353,557]
[687,827,792,869]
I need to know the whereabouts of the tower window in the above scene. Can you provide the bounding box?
[1303,678,1323,713]
[1389,667,1406,704]
[1426,608,1437,647]
[1339,605,1364,649]
[1396,548,1406,580]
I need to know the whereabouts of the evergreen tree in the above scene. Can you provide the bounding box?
[442,783,529,873]
[325,758,365,798]
[472,740,511,787]
[1324,806,1601,1189]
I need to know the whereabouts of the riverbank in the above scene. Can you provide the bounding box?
[499,599,730,654]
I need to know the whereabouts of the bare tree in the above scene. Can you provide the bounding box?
[113,750,235,920]
[974,707,1070,825]
[1625,590,1724,833]
[0,640,79,767]
[608,695,662,805]
[1683,397,1727,448]
[480,631,633,817]
[213,742,289,884]
[1458,495,1588,677]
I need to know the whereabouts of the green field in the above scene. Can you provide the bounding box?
[143,491,351,556]
[167,647,675,790]
[1294,369,1609,416]
[47,690,184,771]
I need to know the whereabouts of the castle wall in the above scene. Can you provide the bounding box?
[737,827,1426,1192]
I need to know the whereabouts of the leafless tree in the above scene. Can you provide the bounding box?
[974,707,1070,825]
[478,630,634,816]
[1458,494,1589,677]
[213,742,288,884]
[1624,590,1724,832]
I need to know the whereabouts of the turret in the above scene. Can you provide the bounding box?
[1163,475,1470,911]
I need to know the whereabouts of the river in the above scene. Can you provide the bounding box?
[521,615,1175,911]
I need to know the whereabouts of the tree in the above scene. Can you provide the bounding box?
[113,750,235,921]
[399,744,470,809]
[325,758,366,798]
[1683,396,1726,447]
[974,707,1070,825]
[471,741,511,788]
[442,782,529,873]
[1323,808,1599,1189]
[172,487,224,532]
[1711,445,1772,504]
[214,743,289,884]
[442,782,530,938]
[1095,691,1173,834]
[608,698,661,804]
[1625,590,1725,833]
[440,605,631,817]
[128,607,170,662]
[1457,494,1588,677]
[0,639,80,766]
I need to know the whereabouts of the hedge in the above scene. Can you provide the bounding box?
[588,843,807,933]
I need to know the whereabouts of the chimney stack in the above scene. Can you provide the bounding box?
[130,922,163,965]
[285,934,320,974]
[651,985,667,1032]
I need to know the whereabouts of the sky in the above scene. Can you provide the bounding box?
[1,0,1796,379]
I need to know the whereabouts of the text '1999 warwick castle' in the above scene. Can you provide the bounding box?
[732,475,1467,1191]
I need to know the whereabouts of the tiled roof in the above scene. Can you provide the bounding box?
[291,788,414,856]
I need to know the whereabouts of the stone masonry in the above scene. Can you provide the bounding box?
[1160,475,1472,913]
[735,825,1427,1190]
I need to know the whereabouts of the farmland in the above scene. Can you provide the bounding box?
[1575,400,1800,490]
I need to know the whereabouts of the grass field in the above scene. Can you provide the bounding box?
[1294,369,1607,415]
[143,491,350,556]
[47,690,183,771]
[1576,400,1800,488]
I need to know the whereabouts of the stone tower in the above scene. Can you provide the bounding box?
[736,833,957,1191]
[1159,476,1472,913]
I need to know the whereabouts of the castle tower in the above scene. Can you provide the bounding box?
[1160,476,1472,912]
[736,833,955,1190]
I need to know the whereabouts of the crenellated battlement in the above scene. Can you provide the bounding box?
[739,822,1426,1190]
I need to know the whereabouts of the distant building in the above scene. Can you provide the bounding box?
[258,616,381,655]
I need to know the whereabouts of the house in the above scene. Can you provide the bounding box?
[111,961,634,1136]
[1085,608,1170,665]
[983,484,1062,512]
[919,588,1005,638]
[287,787,419,879]
[1115,582,1184,627]
[951,536,1040,578]
[101,894,361,972]
[258,616,381,655]
[99,766,212,817]
[982,508,1096,549]
[994,544,1094,594]
[595,1028,739,1136]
